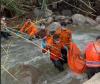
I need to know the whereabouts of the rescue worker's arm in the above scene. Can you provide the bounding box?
[41,39,48,53]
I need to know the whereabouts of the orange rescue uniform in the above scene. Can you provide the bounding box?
[85,42,100,67]
[68,42,86,74]
[55,27,72,47]
[42,35,63,61]
[20,21,38,37]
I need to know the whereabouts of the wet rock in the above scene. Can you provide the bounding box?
[95,24,100,30]
[96,16,100,24]
[47,22,61,31]
[85,17,97,26]
[72,14,86,25]
[2,64,42,84]
[83,72,100,84]
[62,10,72,16]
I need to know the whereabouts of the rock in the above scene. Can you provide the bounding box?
[85,17,97,26]
[96,16,100,24]
[45,9,53,17]
[2,64,42,84]
[72,14,86,25]
[47,22,61,31]
[33,8,53,18]
[95,24,100,30]
[33,8,44,17]
[46,17,53,24]
[83,72,100,84]
[62,10,72,16]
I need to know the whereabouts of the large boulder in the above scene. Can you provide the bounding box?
[96,16,100,24]
[72,14,86,25]
[83,72,100,84]
[1,64,42,84]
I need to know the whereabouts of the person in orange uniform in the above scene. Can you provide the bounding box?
[20,19,38,38]
[85,36,100,79]
[55,23,72,64]
[68,42,86,74]
[41,34,66,71]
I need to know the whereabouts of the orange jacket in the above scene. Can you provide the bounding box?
[68,42,86,74]
[55,27,72,46]
[42,35,63,61]
[85,42,100,67]
[27,22,38,37]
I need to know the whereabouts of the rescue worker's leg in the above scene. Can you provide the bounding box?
[52,60,64,71]
[61,48,67,64]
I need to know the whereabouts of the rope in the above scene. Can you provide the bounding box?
[5,27,64,62]
[1,65,18,81]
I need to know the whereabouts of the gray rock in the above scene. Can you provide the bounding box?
[62,10,72,16]
[96,16,100,24]
[95,24,100,30]
[33,8,44,17]
[83,72,100,84]
[33,8,52,18]
[2,64,42,84]
[47,22,61,31]
[72,14,86,25]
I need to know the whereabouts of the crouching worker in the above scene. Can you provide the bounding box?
[85,36,100,79]
[41,34,67,71]
[20,19,38,39]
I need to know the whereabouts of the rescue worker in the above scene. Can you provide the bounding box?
[20,19,38,39]
[85,36,100,79]
[1,16,11,40]
[41,33,66,71]
[55,22,72,63]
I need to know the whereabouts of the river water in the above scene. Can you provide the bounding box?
[1,24,100,84]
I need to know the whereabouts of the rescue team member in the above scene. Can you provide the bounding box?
[1,16,11,40]
[85,36,100,79]
[55,23,72,63]
[41,34,67,71]
[20,19,38,38]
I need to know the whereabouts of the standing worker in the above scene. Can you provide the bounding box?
[41,33,67,71]
[85,36,100,79]
[55,21,72,63]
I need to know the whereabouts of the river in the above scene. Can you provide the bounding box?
[1,24,100,84]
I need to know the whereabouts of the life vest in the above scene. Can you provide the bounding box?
[27,22,38,37]
[49,42,62,61]
[85,42,100,67]
[42,35,63,61]
[68,42,86,74]
[55,27,72,46]
[20,21,29,32]
[20,21,38,37]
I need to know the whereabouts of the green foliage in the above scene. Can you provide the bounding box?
[1,0,26,15]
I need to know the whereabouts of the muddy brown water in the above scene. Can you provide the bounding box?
[1,24,100,84]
